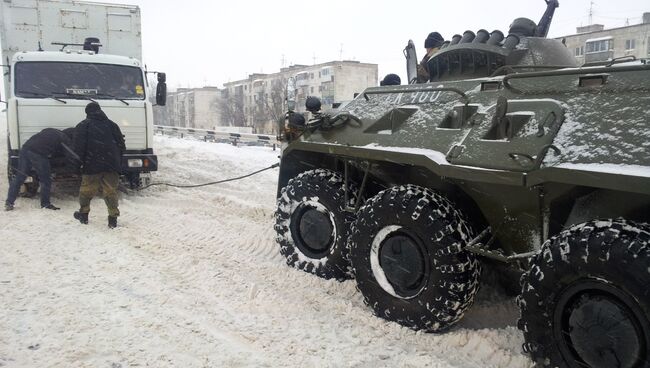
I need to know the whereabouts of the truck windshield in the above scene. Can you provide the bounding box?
[14,62,145,100]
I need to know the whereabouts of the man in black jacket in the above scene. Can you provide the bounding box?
[73,102,126,228]
[5,128,73,211]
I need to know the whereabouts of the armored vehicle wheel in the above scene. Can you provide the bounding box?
[518,219,650,368]
[275,169,358,280]
[348,185,480,332]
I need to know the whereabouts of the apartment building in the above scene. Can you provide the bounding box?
[223,60,378,134]
[558,13,650,64]
[165,87,223,130]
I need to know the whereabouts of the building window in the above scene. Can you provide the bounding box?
[625,39,636,51]
[575,46,584,56]
[331,76,335,82]
[586,39,611,53]
[310,73,314,79]
[310,87,314,93]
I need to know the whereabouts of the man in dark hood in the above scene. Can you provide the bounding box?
[73,102,126,228]
[5,128,72,211]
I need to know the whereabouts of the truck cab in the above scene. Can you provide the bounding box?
[6,49,160,187]
[1,0,165,189]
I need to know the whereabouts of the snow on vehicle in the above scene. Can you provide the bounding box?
[274,1,650,367]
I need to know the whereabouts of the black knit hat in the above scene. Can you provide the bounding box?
[85,102,102,114]
[424,32,444,49]
[380,74,401,86]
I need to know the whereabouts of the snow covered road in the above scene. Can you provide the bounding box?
[0,123,532,367]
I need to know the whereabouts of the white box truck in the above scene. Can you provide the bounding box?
[0,0,166,189]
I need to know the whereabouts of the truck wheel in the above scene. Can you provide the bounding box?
[127,173,142,189]
[518,219,650,368]
[23,180,39,198]
[348,185,480,332]
[275,169,358,281]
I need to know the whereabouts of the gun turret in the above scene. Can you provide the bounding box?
[535,0,559,38]
[423,0,573,83]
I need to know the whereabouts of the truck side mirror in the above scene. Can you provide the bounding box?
[156,73,167,106]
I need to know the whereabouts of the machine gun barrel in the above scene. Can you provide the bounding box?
[535,0,559,38]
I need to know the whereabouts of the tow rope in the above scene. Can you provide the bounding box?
[135,163,280,191]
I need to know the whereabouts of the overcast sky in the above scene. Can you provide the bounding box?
[97,0,649,89]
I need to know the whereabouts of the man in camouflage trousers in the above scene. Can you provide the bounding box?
[73,102,126,228]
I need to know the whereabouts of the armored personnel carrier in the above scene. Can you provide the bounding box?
[274,1,650,366]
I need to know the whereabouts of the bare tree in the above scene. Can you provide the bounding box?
[220,89,246,127]
[266,77,287,134]
[242,77,288,134]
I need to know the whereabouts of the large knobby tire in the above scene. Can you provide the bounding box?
[518,219,650,368]
[349,185,480,332]
[275,169,358,281]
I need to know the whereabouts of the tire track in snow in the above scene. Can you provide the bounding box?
[0,129,533,368]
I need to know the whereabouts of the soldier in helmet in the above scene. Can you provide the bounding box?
[417,32,445,83]
[380,74,401,86]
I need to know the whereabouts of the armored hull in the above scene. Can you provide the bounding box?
[274,2,650,366]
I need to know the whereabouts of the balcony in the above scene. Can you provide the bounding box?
[295,72,309,87]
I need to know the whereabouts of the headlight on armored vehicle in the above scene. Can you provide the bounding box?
[127,159,144,168]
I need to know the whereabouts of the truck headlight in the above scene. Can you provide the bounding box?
[127,159,144,168]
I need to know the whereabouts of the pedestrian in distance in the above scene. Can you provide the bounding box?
[5,128,74,211]
[417,32,445,83]
[72,102,126,228]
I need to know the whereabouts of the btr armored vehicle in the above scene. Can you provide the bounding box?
[275,1,650,367]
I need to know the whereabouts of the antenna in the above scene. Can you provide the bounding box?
[312,53,316,65]
[588,1,595,25]
[339,43,344,60]
[281,54,286,68]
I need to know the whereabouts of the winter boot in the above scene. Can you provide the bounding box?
[4,203,14,211]
[42,204,61,210]
[74,211,89,224]
[108,216,117,229]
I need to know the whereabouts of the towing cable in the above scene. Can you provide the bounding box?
[134,163,280,191]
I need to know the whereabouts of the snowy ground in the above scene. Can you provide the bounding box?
[0,119,532,367]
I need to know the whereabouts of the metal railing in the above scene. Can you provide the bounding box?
[154,125,279,150]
